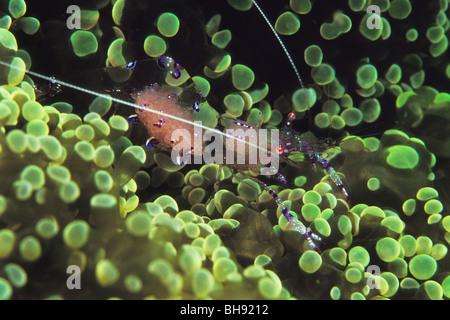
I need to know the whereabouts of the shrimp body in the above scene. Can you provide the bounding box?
[219,115,275,174]
[134,84,198,151]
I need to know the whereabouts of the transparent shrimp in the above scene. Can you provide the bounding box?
[93,45,351,252]
[16,0,350,252]
[110,54,328,251]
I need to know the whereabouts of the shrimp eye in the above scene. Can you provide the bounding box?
[288,112,296,119]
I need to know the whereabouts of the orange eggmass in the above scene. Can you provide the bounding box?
[134,84,201,155]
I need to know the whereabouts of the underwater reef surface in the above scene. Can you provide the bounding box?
[0,0,449,300]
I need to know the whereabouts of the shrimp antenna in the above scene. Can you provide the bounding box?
[251,0,305,90]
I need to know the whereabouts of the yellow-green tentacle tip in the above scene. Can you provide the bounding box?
[442,216,450,233]
[320,12,351,40]
[192,269,215,298]
[243,265,266,280]
[424,199,443,215]
[94,170,113,193]
[19,235,42,262]
[290,0,312,14]
[376,237,400,262]
[0,29,18,57]
[0,229,15,258]
[299,250,322,273]
[311,63,335,85]
[416,187,439,201]
[426,26,445,44]
[416,236,433,255]
[302,190,322,205]
[156,13,180,38]
[224,93,245,117]
[275,11,300,35]
[212,29,232,49]
[0,278,12,300]
[409,254,437,280]
[96,259,120,287]
[126,211,152,237]
[356,64,378,89]
[35,217,59,239]
[399,235,417,257]
[348,0,367,11]
[429,35,448,58]
[124,274,142,294]
[301,203,320,222]
[227,0,253,11]
[213,257,238,282]
[385,64,402,83]
[22,100,45,121]
[292,88,317,112]
[112,0,125,25]
[381,272,399,297]
[406,28,418,42]
[388,0,412,20]
[70,31,98,58]
[330,286,341,300]
[345,267,363,284]
[360,98,381,123]
[237,179,261,201]
[143,35,167,58]
[20,165,45,190]
[330,114,345,130]
[58,181,80,204]
[341,107,363,127]
[442,275,450,299]
[63,220,90,249]
[89,95,112,116]
[258,272,282,299]
[402,199,416,216]
[9,0,26,19]
[348,246,370,267]
[304,45,323,67]
[385,145,419,169]
[4,263,27,288]
[203,234,222,256]
[231,64,255,91]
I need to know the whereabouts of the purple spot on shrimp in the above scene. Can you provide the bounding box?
[126,61,136,69]
[139,103,148,112]
[192,101,200,112]
[171,69,181,79]
[146,138,159,148]
[157,55,167,69]
[127,114,139,124]
[174,62,183,70]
